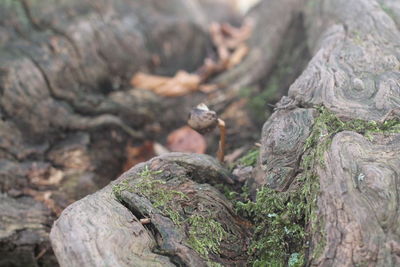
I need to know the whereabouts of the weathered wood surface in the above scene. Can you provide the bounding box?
[253,108,316,192]
[315,132,400,266]
[253,0,400,265]
[0,0,238,265]
[51,153,250,267]
[4,0,400,266]
[291,0,400,121]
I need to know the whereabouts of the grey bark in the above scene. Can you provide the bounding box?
[253,0,400,266]
[50,153,251,267]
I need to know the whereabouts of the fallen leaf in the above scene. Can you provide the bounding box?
[131,71,201,97]
[227,44,249,69]
[131,72,170,91]
[199,20,253,79]
[198,58,225,81]
[209,22,226,48]
[123,141,156,171]
[130,20,252,97]
[28,163,64,186]
[199,84,218,93]
[167,126,207,154]
[155,71,200,96]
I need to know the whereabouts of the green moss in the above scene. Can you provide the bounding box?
[112,166,187,225]
[187,215,228,258]
[112,166,229,265]
[236,186,307,266]
[288,253,304,267]
[235,106,400,266]
[238,149,260,167]
[380,3,396,19]
[112,180,131,202]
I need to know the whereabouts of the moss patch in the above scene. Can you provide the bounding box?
[187,215,227,258]
[238,148,260,167]
[236,186,306,266]
[380,3,396,19]
[112,166,229,265]
[235,106,400,266]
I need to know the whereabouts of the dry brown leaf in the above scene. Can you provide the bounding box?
[227,44,249,69]
[167,126,207,154]
[199,84,218,93]
[209,22,225,47]
[131,72,170,90]
[131,71,201,97]
[198,58,225,81]
[123,141,156,171]
[154,71,200,96]
[28,164,64,186]
[130,20,252,97]
[202,20,253,79]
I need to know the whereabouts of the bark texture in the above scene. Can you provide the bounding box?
[253,108,316,192]
[253,0,400,265]
[316,132,400,266]
[0,0,237,266]
[51,153,251,267]
[4,0,400,266]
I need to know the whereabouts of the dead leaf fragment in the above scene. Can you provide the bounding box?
[131,73,170,91]
[130,20,252,97]
[199,84,218,93]
[167,126,207,154]
[131,71,202,97]
[227,44,249,69]
[28,163,64,186]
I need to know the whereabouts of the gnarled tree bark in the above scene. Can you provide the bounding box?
[3,0,400,266]
[253,0,400,265]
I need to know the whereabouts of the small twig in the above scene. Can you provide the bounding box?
[35,248,48,260]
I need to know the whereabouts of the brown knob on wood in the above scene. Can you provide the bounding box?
[188,103,226,163]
